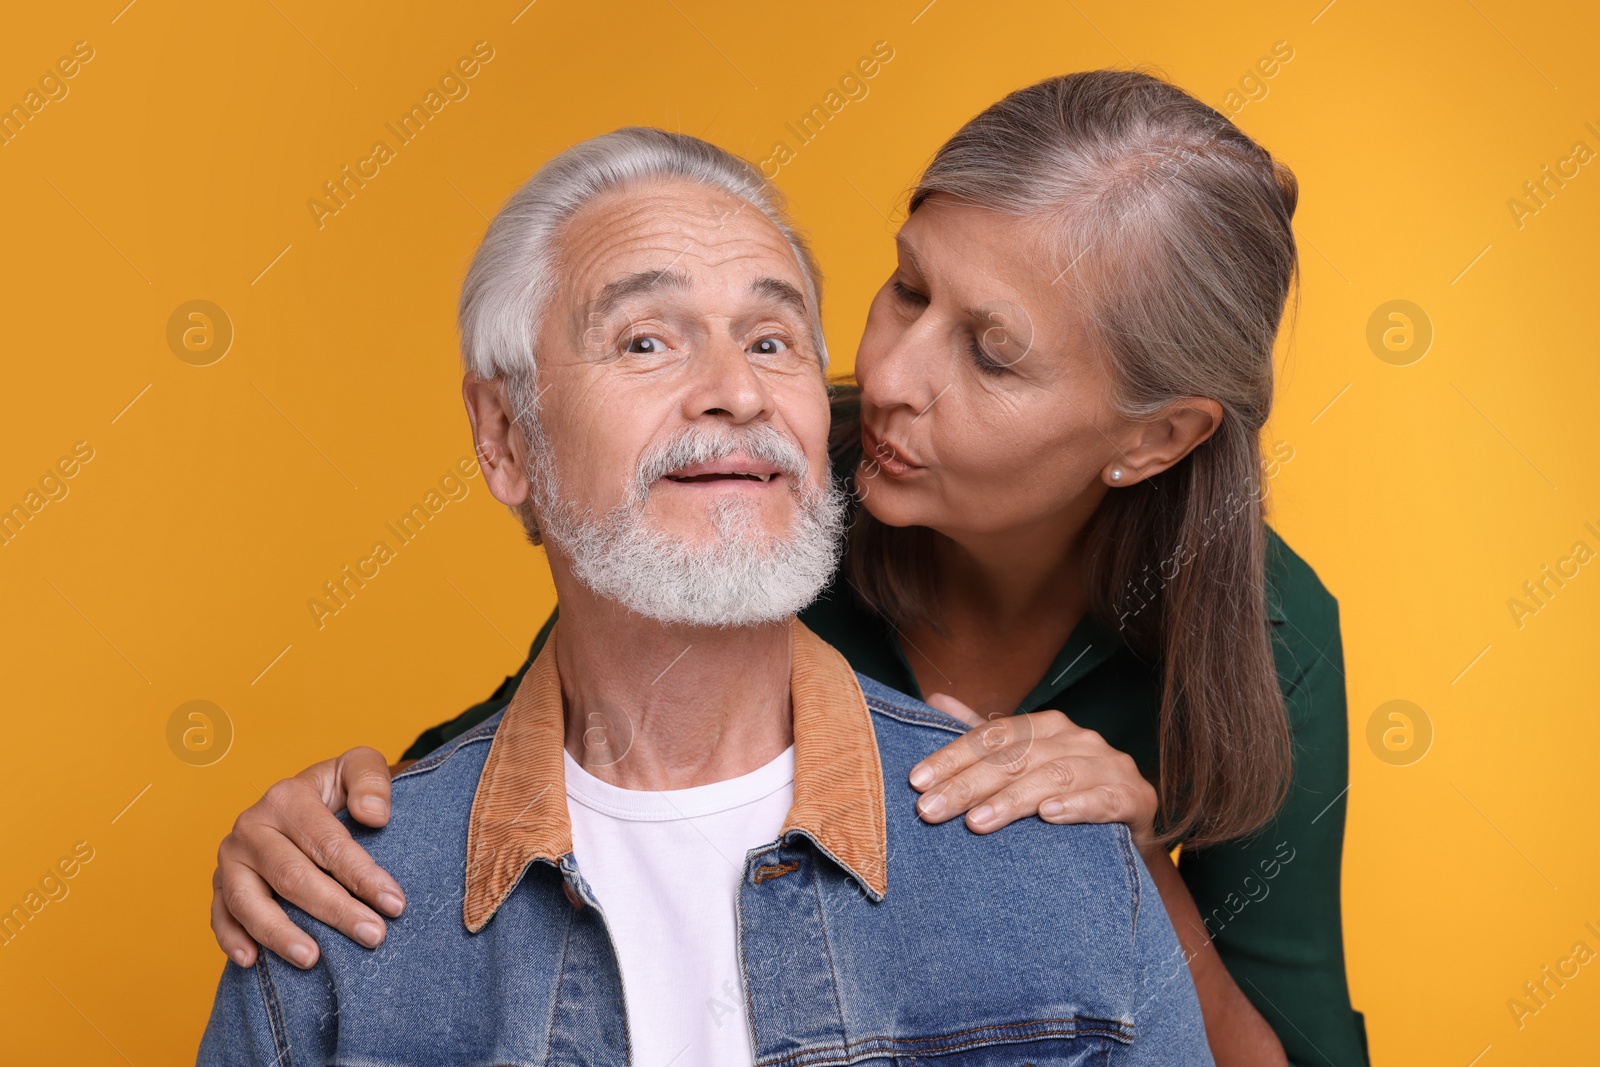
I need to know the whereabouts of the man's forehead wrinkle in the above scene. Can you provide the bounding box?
[578,203,782,258]
[570,222,800,290]
[570,193,798,267]
[550,193,810,349]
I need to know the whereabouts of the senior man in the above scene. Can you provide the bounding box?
[198,128,1209,1067]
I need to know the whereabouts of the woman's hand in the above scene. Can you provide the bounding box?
[211,747,404,969]
[910,694,1159,854]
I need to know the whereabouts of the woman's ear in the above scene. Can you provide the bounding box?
[1102,398,1224,486]
[461,374,532,507]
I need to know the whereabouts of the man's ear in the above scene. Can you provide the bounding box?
[462,374,532,507]
[1099,397,1224,487]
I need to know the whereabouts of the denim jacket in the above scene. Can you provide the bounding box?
[199,621,1211,1066]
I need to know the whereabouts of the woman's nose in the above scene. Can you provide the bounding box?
[858,315,944,418]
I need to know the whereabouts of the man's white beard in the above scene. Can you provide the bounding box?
[525,419,847,628]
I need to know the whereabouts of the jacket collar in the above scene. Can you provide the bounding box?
[463,618,887,932]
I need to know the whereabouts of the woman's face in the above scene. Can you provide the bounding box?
[853,194,1130,542]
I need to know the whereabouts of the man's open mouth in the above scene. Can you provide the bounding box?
[666,471,777,483]
[661,457,784,484]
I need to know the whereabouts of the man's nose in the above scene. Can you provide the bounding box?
[679,335,775,424]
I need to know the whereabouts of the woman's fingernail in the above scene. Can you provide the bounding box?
[1040,799,1064,817]
[287,942,317,968]
[231,948,252,967]
[971,804,995,825]
[918,793,945,818]
[363,796,389,817]
[377,892,405,917]
[909,766,933,790]
[354,921,384,948]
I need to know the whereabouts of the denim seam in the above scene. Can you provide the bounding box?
[862,696,967,735]
[805,857,849,1058]
[254,958,294,1067]
[1117,822,1141,943]
[396,716,502,780]
[540,903,578,1067]
[753,1019,1131,1066]
[736,858,765,1067]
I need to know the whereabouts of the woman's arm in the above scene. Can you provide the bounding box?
[910,695,1287,1067]
[210,612,556,966]
[1145,846,1292,1065]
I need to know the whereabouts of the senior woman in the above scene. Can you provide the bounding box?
[209,71,1366,1066]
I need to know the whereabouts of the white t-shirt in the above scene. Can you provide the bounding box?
[564,745,796,1067]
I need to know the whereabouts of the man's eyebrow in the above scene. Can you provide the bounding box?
[590,268,693,320]
[749,276,808,318]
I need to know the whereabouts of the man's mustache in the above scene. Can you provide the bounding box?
[633,424,811,497]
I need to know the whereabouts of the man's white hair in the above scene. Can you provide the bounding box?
[458,126,828,384]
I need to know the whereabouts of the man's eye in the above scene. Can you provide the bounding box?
[751,336,789,356]
[626,335,669,354]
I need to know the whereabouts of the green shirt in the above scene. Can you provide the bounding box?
[403,528,1367,1066]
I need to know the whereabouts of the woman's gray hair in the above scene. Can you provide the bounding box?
[906,70,1297,436]
[458,126,827,390]
[847,69,1300,850]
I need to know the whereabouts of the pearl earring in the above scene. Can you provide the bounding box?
[1110,468,1124,482]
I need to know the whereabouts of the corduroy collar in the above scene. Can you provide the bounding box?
[462,617,887,932]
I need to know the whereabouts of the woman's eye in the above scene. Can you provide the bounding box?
[751,336,789,356]
[626,335,669,354]
[891,280,928,306]
[968,338,1006,377]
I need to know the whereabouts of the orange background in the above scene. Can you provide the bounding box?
[1,1,1596,1062]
